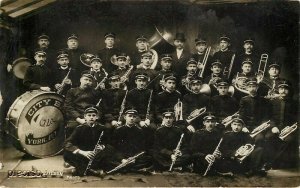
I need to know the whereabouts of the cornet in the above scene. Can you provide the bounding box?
[186,107,206,124]
[222,112,239,127]
[250,120,271,137]
[174,99,183,121]
[279,122,298,140]
[235,144,255,163]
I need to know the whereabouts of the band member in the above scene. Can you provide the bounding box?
[88,56,108,90]
[23,50,53,91]
[211,79,239,124]
[97,32,119,73]
[183,78,210,131]
[152,111,190,171]
[65,34,86,73]
[171,33,191,77]
[102,74,127,127]
[179,58,201,95]
[111,52,132,89]
[64,71,102,136]
[64,106,115,176]
[203,59,224,97]
[155,75,181,122]
[54,51,78,95]
[192,36,212,78]
[212,34,235,79]
[126,73,155,129]
[219,117,266,176]
[189,114,223,175]
[263,80,298,169]
[238,78,269,146]
[257,61,284,98]
[131,35,149,67]
[111,109,152,172]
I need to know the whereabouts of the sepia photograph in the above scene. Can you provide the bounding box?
[0,0,299,187]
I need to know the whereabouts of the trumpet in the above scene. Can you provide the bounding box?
[198,46,211,78]
[95,68,108,90]
[250,120,271,137]
[174,99,183,121]
[279,123,298,140]
[221,112,239,127]
[186,107,207,123]
[234,143,255,163]
[57,68,72,95]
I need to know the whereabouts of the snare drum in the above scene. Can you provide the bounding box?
[12,57,31,79]
[6,90,65,158]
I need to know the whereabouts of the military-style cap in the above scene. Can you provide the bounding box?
[57,50,68,59]
[108,73,120,81]
[161,54,172,61]
[242,58,253,65]
[244,37,255,44]
[90,56,102,63]
[195,36,207,45]
[232,116,245,125]
[104,32,116,39]
[125,109,138,115]
[81,70,94,80]
[268,61,281,69]
[116,52,127,60]
[141,51,153,58]
[136,35,148,41]
[84,106,99,114]
[35,50,46,56]
[246,77,257,86]
[174,33,186,42]
[135,73,149,81]
[68,34,78,40]
[186,58,197,66]
[164,75,177,81]
[216,79,229,87]
[38,33,49,40]
[219,34,230,42]
[211,59,222,67]
[190,78,202,85]
[203,113,216,121]
[162,110,175,117]
[277,79,290,88]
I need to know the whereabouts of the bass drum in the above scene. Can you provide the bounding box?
[6,90,65,158]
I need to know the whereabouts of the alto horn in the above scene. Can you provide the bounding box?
[80,53,95,67]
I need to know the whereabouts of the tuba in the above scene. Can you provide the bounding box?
[235,144,255,163]
[250,120,271,137]
[174,99,183,121]
[279,122,298,140]
[80,53,95,67]
[12,57,32,79]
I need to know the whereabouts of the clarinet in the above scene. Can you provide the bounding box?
[83,131,104,176]
[169,133,184,171]
[145,90,153,119]
[203,138,223,176]
[57,68,72,94]
[117,90,128,122]
[95,68,108,90]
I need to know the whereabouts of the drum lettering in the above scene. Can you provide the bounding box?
[42,99,51,106]
[54,100,62,108]
[39,118,53,127]
[28,109,35,117]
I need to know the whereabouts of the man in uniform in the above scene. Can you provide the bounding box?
[87,56,108,90]
[179,58,201,95]
[171,33,191,77]
[152,110,190,171]
[97,32,119,73]
[111,52,132,90]
[23,50,53,91]
[131,35,150,67]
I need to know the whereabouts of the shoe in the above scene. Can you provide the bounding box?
[217,171,234,177]
[64,162,71,168]
[245,170,255,177]
[261,163,272,171]
[88,169,106,178]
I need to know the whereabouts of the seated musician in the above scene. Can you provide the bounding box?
[111,52,132,90]
[203,59,224,97]
[126,73,156,129]
[189,113,223,175]
[155,75,181,123]
[64,71,102,137]
[239,77,269,146]
[87,56,108,90]
[54,50,78,96]
[211,79,238,126]
[64,106,115,177]
[152,110,191,172]
[102,73,127,128]
[110,109,152,173]
[263,80,298,170]
[23,50,53,91]
[219,116,266,177]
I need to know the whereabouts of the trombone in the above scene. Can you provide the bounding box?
[198,46,211,78]
[256,54,268,82]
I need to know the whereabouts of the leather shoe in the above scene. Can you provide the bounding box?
[88,169,106,178]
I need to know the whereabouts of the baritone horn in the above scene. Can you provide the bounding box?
[174,99,183,121]
[279,122,298,140]
[235,144,255,163]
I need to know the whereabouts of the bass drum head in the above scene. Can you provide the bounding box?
[12,57,31,79]
[16,91,65,158]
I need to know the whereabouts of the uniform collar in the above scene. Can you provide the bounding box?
[60,66,69,70]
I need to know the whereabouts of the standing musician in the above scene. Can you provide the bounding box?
[211,79,239,125]
[192,36,212,78]
[203,59,225,97]
[111,52,132,90]
[64,106,115,177]
[97,32,120,73]
[189,114,223,175]
[212,34,235,80]
[102,74,127,127]
[263,80,298,170]
[219,117,266,176]
[155,75,181,123]
[23,50,53,91]
[88,56,108,90]
[238,77,269,146]
[110,109,152,173]
[64,71,102,137]
[126,73,155,129]
[182,78,210,132]
[152,110,190,171]
[257,61,284,99]
[131,35,149,68]
[54,51,78,96]
[171,33,191,77]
